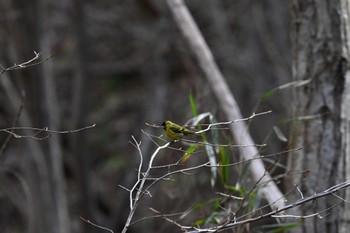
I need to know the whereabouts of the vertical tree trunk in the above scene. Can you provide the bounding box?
[70,1,93,232]
[337,1,350,232]
[289,0,350,232]
[36,0,70,232]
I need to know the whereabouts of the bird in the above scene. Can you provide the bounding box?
[162,121,196,140]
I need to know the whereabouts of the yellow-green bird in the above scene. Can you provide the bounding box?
[162,121,196,140]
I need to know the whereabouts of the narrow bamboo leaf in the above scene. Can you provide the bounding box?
[219,146,230,185]
[208,114,220,152]
[261,79,311,101]
[238,160,251,187]
[276,79,311,90]
[193,218,206,226]
[256,222,301,233]
[261,90,276,100]
[270,223,301,233]
[180,145,198,163]
[206,144,217,187]
[190,198,221,211]
[189,92,199,117]
[273,126,288,142]
[185,112,211,127]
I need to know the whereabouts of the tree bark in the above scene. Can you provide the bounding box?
[289,0,350,232]
[337,1,350,232]
[70,1,94,232]
[36,0,70,232]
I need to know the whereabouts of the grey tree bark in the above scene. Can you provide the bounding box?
[289,0,350,232]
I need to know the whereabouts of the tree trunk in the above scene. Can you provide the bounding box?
[36,0,70,232]
[289,0,350,232]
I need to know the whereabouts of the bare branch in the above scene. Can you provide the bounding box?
[121,139,171,233]
[0,124,96,140]
[0,51,53,76]
[0,102,24,158]
[80,217,114,233]
[178,180,350,232]
[194,111,272,134]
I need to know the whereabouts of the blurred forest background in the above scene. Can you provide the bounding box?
[0,0,292,233]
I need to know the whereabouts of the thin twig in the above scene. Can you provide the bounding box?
[0,51,53,76]
[0,124,96,140]
[145,111,272,134]
[178,180,350,232]
[121,139,171,233]
[80,217,114,233]
[182,138,266,148]
[194,111,272,134]
[0,102,24,158]
[131,208,190,226]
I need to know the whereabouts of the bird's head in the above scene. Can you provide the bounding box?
[161,121,166,130]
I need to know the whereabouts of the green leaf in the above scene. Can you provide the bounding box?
[193,218,206,226]
[238,160,252,187]
[191,198,222,211]
[275,79,311,90]
[180,145,198,163]
[261,90,276,101]
[262,79,312,101]
[208,115,220,151]
[255,222,301,233]
[205,144,217,187]
[247,192,257,212]
[219,146,230,185]
[189,198,224,226]
[270,222,301,233]
[223,185,246,196]
[189,92,199,117]
[189,93,218,186]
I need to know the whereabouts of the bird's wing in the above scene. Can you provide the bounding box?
[169,125,184,134]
